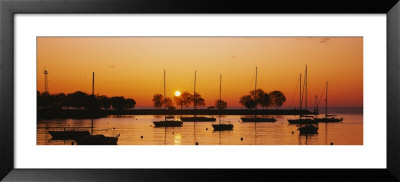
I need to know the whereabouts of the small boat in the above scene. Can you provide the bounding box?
[298,124,319,135]
[241,117,276,122]
[287,118,317,124]
[153,119,183,127]
[74,134,119,145]
[313,82,343,123]
[180,71,215,122]
[241,67,276,122]
[313,115,343,122]
[49,130,90,140]
[153,70,183,127]
[212,123,233,131]
[181,116,216,122]
[287,65,317,126]
[212,74,233,131]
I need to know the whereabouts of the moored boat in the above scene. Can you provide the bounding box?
[241,67,276,122]
[153,120,183,127]
[212,123,233,131]
[74,134,119,145]
[287,117,317,124]
[180,71,215,122]
[298,125,319,135]
[152,70,183,127]
[181,116,216,122]
[49,130,90,140]
[212,74,233,131]
[287,65,317,127]
[241,117,276,122]
[313,82,343,123]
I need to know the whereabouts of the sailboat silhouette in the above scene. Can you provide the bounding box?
[241,67,276,122]
[212,74,233,131]
[180,71,216,122]
[153,70,183,127]
[313,82,343,122]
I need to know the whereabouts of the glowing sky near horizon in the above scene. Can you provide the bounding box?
[37,37,363,107]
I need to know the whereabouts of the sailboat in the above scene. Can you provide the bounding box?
[49,72,120,145]
[74,119,120,145]
[153,70,183,127]
[241,67,276,122]
[313,82,343,122]
[49,130,90,140]
[181,71,216,122]
[212,74,233,131]
[288,66,317,124]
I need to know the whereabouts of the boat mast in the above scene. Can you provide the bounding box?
[305,65,307,112]
[92,72,95,96]
[255,67,257,110]
[254,67,258,136]
[194,71,197,113]
[299,73,302,117]
[220,74,222,104]
[164,70,166,121]
[194,71,197,143]
[326,81,328,118]
[219,74,222,124]
[91,72,95,134]
[164,70,167,143]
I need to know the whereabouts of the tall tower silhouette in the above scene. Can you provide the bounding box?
[44,67,48,93]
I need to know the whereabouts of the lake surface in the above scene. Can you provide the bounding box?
[37,113,363,145]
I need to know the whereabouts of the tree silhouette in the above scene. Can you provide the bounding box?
[260,93,271,110]
[174,91,192,110]
[87,95,101,111]
[37,91,65,110]
[66,91,90,109]
[152,94,163,108]
[37,91,135,111]
[125,98,136,110]
[97,95,111,110]
[193,93,205,107]
[269,90,286,109]
[163,97,174,108]
[110,96,126,110]
[239,95,256,109]
[250,89,265,105]
[215,99,228,110]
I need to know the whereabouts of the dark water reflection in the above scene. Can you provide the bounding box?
[37,114,363,145]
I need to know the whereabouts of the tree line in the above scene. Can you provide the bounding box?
[239,89,286,110]
[152,92,224,110]
[152,89,285,110]
[37,91,136,111]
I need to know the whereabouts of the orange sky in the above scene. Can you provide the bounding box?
[37,37,363,108]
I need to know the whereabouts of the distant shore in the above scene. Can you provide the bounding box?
[37,109,313,119]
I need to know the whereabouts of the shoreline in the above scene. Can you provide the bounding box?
[38,109,313,119]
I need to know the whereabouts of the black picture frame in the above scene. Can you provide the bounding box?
[1,0,399,181]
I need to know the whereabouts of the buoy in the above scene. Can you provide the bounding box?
[195,142,199,145]
[240,137,243,141]
[140,136,143,139]
[330,142,334,145]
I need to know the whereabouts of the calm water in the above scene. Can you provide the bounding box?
[37,113,363,145]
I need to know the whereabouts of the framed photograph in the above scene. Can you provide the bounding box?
[1,0,399,181]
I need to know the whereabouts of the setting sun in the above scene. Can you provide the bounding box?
[174,91,181,97]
